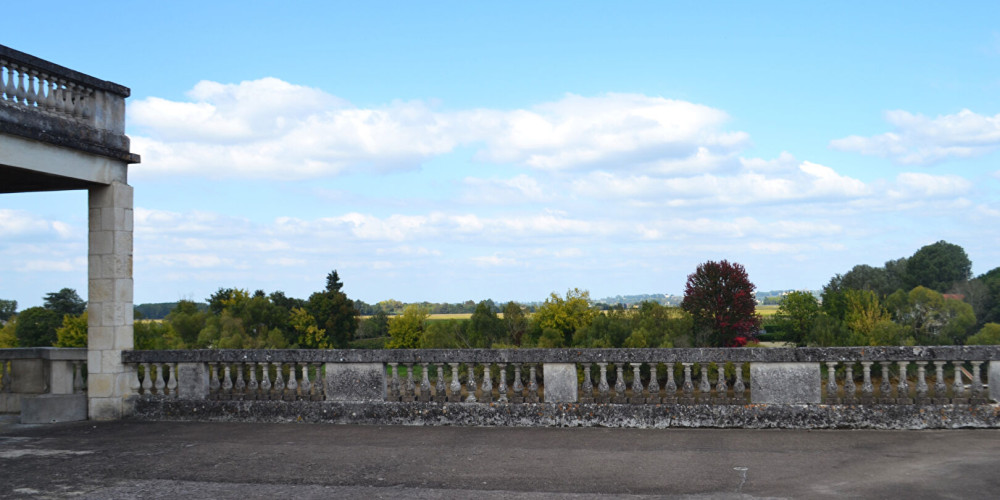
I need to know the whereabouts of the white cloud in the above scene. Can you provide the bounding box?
[129,81,747,180]
[830,109,1000,164]
[461,175,545,204]
[0,209,75,239]
[889,172,972,198]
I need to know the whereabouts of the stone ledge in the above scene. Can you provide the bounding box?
[20,393,87,424]
[130,398,1000,430]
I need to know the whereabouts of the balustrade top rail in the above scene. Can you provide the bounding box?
[0,347,87,361]
[0,45,129,97]
[122,345,1000,365]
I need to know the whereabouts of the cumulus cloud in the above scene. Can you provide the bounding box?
[129,80,746,179]
[0,209,75,239]
[830,109,1000,164]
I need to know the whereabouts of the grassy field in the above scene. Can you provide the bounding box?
[757,305,779,317]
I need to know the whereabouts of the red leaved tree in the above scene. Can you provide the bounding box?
[681,260,761,347]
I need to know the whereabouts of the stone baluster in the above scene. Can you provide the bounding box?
[419,363,431,402]
[843,364,856,404]
[646,364,660,404]
[698,364,712,404]
[402,363,415,402]
[579,363,594,403]
[714,364,729,404]
[219,364,233,400]
[14,64,25,104]
[449,362,462,402]
[878,363,892,404]
[896,361,911,404]
[141,363,153,396]
[154,363,166,396]
[295,364,308,400]
[915,362,929,404]
[247,363,259,400]
[166,364,178,398]
[73,361,85,394]
[1,63,12,101]
[128,364,141,396]
[628,363,644,404]
[206,363,219,398]
[511,364,525,403]
[825,362,838,403]
[312,363,324,400]
[481,363,493,403]
[284,363,298,401]
[497,363,508,403]
[25,68,37,106]
[528,365,539,403]
[951,362,967,404]
[234,364,247,399]
[860,362,874,404]
[465,364,478,403]
[434,363,447,402]
[932,361,948,404]
[680,363,694,404]
[596,363,610,403]
[43,78,56,111]
[272,362,285,400]
[260,362,272,399]
[663,363,677,404]
[969,361,985,404]
[612,364,627,403]
[387,362,399,402]
[733,363,746,404]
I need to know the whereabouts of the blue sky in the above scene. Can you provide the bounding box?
[3,1,1000,308]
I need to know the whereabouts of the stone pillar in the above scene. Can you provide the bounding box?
[989,361,1000,403]
[750,362,821,404]
[87,181,134,420]
[542,363,578,403]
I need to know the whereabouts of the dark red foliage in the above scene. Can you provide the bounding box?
[681,260,761,347]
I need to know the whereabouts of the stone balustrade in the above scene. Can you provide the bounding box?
[0,348,88,423]
[120,346,1000,428]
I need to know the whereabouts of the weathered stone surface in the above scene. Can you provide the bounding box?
[177,363,209,400]
[325,363,385,402]
[990,361,1000,403]
[123,345,1000,365]
[542,363,577,402]
[20,393,87,424]
[9,359,45,394]
[750,362,821,404]
[129,399,1000,430]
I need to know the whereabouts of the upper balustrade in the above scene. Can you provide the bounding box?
[0,44,137,164]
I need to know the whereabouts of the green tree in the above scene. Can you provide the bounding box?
[55,312,88,348]
[0,316,19,347]
[886,286,976,345]
[386,304,430,348]
[774,291,820,345]
[0,299,16,322]
[289,307,328,349]
[905,240,972,292]
[502,301,529,346]
[134,319,182,350]
[165,300,209,346]
[966,323,1000,345]
[44,288,86,316]
[15,307,61,346]
[467,300,503,347]
[843,289,891,338]
[532,289,596,346]
[421,319,464,348]
[802,313,851,347]
[681,260,761,347]
[306,270,359,348]
[357,309,390,339]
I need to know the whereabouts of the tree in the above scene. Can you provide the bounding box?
[966,323,1000,345]
[357,309,390,339]
[15,307,62,346]
[502,301,529,346]
[306,270,358,348]
[55,312,88,348]
[0,316,18,347]
[532,289,597,346]
[386,304,430,349]
[44,288,85,316]
[467,300,503,347]
[886,286,976,345]
[165,300,209,347]
[681,260,761,347]
[905,240,972,292]
[289,307,328,349]
[774,291,820,346]
[842,290,891,338]
[0,299,16,322]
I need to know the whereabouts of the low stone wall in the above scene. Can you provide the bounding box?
[130,398,1000,430]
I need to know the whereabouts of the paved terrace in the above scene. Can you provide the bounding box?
[1,417,998,499]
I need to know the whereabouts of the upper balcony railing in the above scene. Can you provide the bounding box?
[0,44,136,163]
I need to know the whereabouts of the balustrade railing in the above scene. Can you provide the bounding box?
[122,346,1000,408]
[0,348,88,414]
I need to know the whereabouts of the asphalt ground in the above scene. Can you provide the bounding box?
[1,416,998,499]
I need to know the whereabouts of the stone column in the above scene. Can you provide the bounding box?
[87,181,134,420]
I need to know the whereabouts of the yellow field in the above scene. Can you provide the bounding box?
[757,305,779,317]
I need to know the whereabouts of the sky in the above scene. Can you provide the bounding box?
[3,1,1000,309]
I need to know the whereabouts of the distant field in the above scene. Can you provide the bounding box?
[758,305,779,317]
